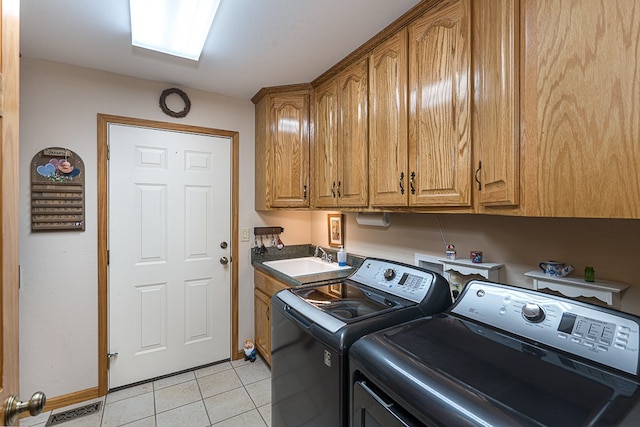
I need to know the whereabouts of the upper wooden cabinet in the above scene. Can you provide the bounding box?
[313,78,338,207]
[369,29,409,207]
[370,0,471,209]
[254,0,640,218]
[472,0,520,209]
[407,0,472,208]
[314,58,369,208]
[520,0,640,218]
[254,86,312,210]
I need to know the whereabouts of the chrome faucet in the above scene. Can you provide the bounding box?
[314,246,330,262]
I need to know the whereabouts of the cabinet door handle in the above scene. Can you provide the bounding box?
[474,161,482,191]
[331,182,336,198]
[266,306,270,320]
[399,172,405,195]
[303,185,307,199]
[410,172,416,195]
[337,181,341,198]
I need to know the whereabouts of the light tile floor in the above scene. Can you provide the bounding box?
[20,356,271,427]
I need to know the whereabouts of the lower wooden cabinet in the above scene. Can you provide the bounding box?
[253,269,290,365]
[253,288,272,364]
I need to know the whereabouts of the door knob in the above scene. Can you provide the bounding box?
[4,391,46,426]
[220,256,229,265]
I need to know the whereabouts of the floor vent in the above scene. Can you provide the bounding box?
[46,402,102,426]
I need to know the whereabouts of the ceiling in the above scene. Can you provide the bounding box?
[20,0,422,100]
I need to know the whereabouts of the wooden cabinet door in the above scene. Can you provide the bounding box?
[269,92,310,208]
[1,0,23,424]
[472,0,520,208]
[337,58,369,207]
[314,80,339,208]
[521,0,640,218]
[253,269,290,365]
[254,289,271,365]
[369,29,409,207]
[408,0,471,207]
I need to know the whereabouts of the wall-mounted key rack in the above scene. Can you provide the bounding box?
[254,226,284,236]
[253,226,285,255]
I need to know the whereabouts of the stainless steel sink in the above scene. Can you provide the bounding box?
[263,257,350,277]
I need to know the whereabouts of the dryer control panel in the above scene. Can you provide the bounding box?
[451,281,640,376]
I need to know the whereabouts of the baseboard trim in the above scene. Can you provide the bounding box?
[43,387,102,413]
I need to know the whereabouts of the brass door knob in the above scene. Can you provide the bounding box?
[4,391,46,426]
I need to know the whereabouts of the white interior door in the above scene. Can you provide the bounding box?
[107,123,231,389]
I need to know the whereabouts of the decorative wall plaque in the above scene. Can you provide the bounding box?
[31,147,85,231]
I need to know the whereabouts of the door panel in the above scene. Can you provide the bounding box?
[185,279,211,342]
[136,184,167,262]
[108,124,231,389]
[136,284,167,353]
[185,186,211,258]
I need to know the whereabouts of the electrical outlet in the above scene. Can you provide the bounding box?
[240,227,250,242]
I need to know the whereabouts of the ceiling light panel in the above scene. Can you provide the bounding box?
[130,0,220,61]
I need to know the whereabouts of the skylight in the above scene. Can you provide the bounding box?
[129,0,221,61]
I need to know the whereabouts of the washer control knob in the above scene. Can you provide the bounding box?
[383,268,396,281]
[522,303,545,323]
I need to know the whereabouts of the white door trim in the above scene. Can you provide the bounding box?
[97,114,239,396]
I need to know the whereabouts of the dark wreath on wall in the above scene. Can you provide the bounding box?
[159,87,191,118]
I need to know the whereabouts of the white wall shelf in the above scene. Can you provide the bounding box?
[524,270,630,309]
[438,258,503,282]
[414,253,504,282]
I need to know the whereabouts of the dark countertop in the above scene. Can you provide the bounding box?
[251,244,364,286]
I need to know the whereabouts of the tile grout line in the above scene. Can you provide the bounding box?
[99,396,106,427]
[194,368,213,427]
[235,361,271,427]
[152,384,157,426]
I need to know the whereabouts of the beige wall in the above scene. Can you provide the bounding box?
[18,58,312,399]
[309,211,640,314]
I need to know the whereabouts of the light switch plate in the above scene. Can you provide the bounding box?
[240,227,250,242]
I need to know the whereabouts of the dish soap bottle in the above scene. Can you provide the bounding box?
[337,246,347,266]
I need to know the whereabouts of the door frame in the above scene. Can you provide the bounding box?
[97,114,239,396]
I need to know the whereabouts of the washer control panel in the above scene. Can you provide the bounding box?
[451,281,640,376]
[349,258,436,303]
